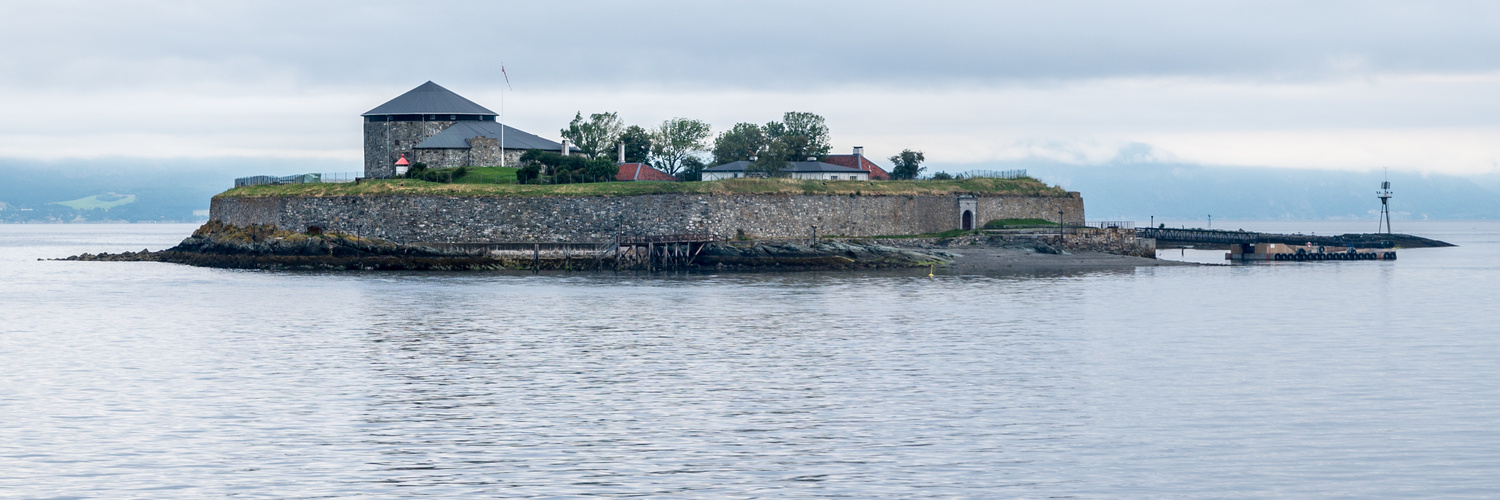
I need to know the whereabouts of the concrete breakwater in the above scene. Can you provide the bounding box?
[909,229,1157,258]
[210,192,1083,244]
[1140,227,1453,249]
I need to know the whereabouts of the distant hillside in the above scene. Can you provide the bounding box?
[3,156,1496,222]
[50,193,137,210]
[0,157,356,222]
[930,161,1500,221]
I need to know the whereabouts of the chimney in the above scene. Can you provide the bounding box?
[560,138,570,157]
[853,146,863,158]
[618,142,626,163]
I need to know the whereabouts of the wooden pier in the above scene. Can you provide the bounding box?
[614,233,715,271]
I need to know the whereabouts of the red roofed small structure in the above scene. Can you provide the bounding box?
[823,146,890,180]
[616,163,677,182]
[394,154,410,166]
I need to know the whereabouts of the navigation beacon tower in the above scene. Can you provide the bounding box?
[1377,174,1393,234]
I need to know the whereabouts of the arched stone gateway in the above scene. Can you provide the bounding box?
[957,195,978,230]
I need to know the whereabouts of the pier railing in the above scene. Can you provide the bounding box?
[617,233,716,245]
[1137,227,1257,244]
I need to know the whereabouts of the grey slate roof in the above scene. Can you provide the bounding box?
[414,121,567,151]
[703,160,867,173]
[362,81,497,116]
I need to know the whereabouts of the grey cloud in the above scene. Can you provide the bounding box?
[5,0,1500,92]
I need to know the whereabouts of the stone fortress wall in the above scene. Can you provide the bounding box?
[365,121,536,175]
[411,140,527,170]
[211,193,1084,244]
[363,120,455,178]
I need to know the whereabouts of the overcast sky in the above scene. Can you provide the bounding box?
[3,0,1499,175]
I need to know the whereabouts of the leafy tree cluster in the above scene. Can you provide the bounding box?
[403,163,470,183]
[560,112,624,160]
[619,125,652,163]
[558,109,936,182]
[712,111,832,177]
[518,150,618,184]
[516,163,540,184]
[561,111,713,180]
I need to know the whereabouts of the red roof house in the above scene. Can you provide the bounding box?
[822,146,890,180]
[615,163,677,182]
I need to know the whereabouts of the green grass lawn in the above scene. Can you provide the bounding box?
[983,218,1059,229]
[451,166,518,184]
[50,193,137,210]
[219,177,1070,199]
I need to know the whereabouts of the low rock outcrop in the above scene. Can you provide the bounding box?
[63,221,505,271]
[62,222,954,272]
[696,241,955,270]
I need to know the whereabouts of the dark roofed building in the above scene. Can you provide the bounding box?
[363,81,571,176]
[701,161,869,181]
[413,122,562,150]
[363,81,497,120]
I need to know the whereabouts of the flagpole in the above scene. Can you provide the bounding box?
[504,82,510,167]
[500,64,513,169]
[504,65,510,167]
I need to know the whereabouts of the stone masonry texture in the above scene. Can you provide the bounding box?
[364,120,455,177]
[211,193,1085,244]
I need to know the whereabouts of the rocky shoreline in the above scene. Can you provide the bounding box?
[61,222,959,272]
[61,222,1180,273]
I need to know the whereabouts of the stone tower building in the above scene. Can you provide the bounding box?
[363,81,572,178]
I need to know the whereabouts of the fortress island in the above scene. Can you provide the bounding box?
[72,82,1167,271]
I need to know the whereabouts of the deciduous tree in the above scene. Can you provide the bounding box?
[560,111,625,160]
[763,111,831,161]
[618,125,652,163]
[677,157,707,181]
[711,123,767,165]
[650,118,712,176]
[747,140,793,177]
[888,149,926,180]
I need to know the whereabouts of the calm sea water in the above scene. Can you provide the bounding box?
[2,221,1498,498]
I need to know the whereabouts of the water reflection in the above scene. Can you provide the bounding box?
[340,273,1091,494]
[3,223,1499,498]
